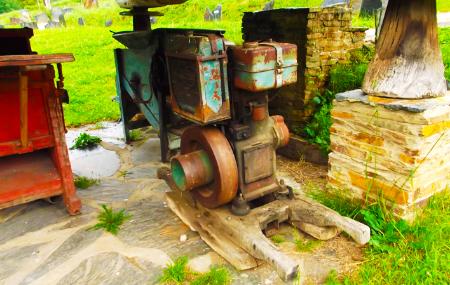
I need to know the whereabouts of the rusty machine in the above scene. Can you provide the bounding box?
[114,1,370,281]
[114,0,296,213]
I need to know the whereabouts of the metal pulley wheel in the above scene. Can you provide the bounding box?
[171,126,238,208]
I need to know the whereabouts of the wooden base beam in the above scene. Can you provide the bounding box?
[160,168,370,281]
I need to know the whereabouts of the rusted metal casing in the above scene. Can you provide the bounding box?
[171,149,214,192]
[171,127,238,208]
[165,32,231,125]
[230,42,298,92]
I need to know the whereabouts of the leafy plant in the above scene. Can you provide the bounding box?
[359,203,411,253]
[0,0,21,13]
[74,176,99,189]
[303,90,334,154]
[129,129,143,141]
[71,133,102,150]
[303,45,374,154]
[159,256,189,284]
[191,266,230,285]
[90,204,131,235]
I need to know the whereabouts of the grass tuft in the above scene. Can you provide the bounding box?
[270,234,285,244]
[292,229,321,252]
[191,266,230,285]
[71,133,102,150]
[74,176,99,189]
[159,256,190,284]
[308,184,450,285]
[158,256,230,285]
[129,129,143,142]
[90,204,131,235]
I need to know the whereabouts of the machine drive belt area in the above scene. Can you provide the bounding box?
[171,127,238,208]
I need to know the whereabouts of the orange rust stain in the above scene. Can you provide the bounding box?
[353,132,384,146]
[331,110,354,119]
[399,153,416,165]
[348,170,409,205]
[367,96,396,104]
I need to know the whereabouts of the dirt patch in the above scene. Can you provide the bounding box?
[277,156,365,283]
[277,156,328,189]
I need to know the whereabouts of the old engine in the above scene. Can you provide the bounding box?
[113,1,298,214]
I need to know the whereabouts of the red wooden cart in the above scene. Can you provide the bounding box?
[0,28,81,215]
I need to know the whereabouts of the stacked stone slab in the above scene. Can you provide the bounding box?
[242,6,367,131]
[328,90,450,220]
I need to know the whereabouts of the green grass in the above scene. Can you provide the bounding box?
[0,2,448,128]
[438,0,450,12]
[270,234,286,244]
[307,184,450,285]
[191,266,230,285]
[90,204,132,235]
[74,176,99,189]
[440,28,450,81]
[129,129,143,141]
[158,256,231,285]
[159,256,190,284]
[70,132,102,149]
[292,229,321,252]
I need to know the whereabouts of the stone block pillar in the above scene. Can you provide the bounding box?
[328,0,449,220]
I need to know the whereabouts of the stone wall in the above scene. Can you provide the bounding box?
[242,6,367,131]
[328,90,450,221]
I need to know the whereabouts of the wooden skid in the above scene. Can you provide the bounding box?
[162,168,370,281]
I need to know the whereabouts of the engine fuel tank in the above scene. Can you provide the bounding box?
[230,41,298,92]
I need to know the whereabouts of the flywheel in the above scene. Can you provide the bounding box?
[170,126,238,208]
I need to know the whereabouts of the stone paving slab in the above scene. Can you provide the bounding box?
[0,123,361,285]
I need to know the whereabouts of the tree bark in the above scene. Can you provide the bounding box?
[362,0,447,98]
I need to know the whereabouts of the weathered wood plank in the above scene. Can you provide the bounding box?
[166,191,258,271]
[362,0,446,98]
[0,54,74,67]
[161,167,370,281]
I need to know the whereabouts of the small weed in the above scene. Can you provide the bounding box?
[306,183,361,218]
[118,170,130,178]
[324,270,353,285]
[159,256,189,284]
[293,271,301,285]
[303,90,334,154]
[158,256,230,285]
[74,176,99,189]
[270,234,285,244]
[292,229,321,252]
[71,133,102,150]
[90,204,131,235]
[129,129,143,141]
[294,238,321,252]
[191,266,230,285]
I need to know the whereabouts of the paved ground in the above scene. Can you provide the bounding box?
[0,123,362,285]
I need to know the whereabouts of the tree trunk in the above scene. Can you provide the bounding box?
[362,0,447,99]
